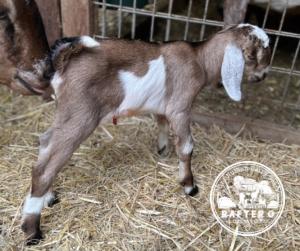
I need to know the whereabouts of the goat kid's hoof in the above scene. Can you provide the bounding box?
[21,214,42,245]
[25,231,43,246]
[184,185,199,196]
[157,145,170,157]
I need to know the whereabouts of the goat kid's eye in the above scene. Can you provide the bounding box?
[0,10,8,20]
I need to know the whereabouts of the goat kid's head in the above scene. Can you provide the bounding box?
[220,24,271,101]
[0,0,49,95]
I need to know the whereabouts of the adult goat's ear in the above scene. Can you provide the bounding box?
[221,43,245,101]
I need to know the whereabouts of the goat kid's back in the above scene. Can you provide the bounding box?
[18,36,203,119]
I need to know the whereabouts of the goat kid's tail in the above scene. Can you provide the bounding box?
[16,36,100,97]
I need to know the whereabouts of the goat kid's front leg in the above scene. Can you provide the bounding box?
[21,107,99,245]
[169,113,198,196]
[156,115,170,156]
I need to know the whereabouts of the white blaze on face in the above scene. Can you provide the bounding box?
[238,24,269,48]
[118,55,166,114]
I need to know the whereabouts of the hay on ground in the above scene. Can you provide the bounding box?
[0,86,299,250]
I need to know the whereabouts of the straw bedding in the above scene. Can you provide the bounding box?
[0,86,299,250]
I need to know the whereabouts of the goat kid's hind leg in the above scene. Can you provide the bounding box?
[21,107,99,245]
[169,113,198,196]
[37,128,59,208]
[156,115,170,157]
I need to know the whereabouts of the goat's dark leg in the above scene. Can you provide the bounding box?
[21,105,99,245]
[156,115,170,156]
[169,113,198,196]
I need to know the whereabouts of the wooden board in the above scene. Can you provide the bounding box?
[60,0,95,37]
[35,0,62,46]
[191,112,300,145]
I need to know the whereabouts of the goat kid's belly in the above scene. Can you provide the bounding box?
[110,55,167,120]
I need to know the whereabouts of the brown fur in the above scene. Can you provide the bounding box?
[223,0,250,26]
[21,25,271,244]
[0,0,49,96]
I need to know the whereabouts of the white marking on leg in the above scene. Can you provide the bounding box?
[38,144,51,158]
[22,192,55,216]
[118,56,166,114]
[158,121,169,150]
[50,72,63,95]
[158,131,168,150]
[181,136,193,155]
[80,36,100,48]
[178,161,186,182]
[184,186,194,195]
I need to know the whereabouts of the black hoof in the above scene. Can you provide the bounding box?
[158,145,167,155]
[25,231,43,246]
[48,191,60,207]
[187,185,199,197]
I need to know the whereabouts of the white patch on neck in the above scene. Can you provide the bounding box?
[238,24,269,48]
[80,36,100,48]
[51,72,63,95]
[118,55,166,114]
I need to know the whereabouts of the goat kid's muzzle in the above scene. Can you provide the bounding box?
[248,68,269,83]
[13,74,42,95]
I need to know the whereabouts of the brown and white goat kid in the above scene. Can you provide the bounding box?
[19,24,271,244]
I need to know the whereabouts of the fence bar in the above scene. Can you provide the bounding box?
[262,0,271,29]
[183,0,193,41]
[281,39,300,103]
[93,2,300,39]
[270,66,300,77]
[165,0,174,41]
[117,0,123,38]
[270,3,288,65]
[101,0,107,37]
[131,0,137,39]
[199,0,210,40]
[150,0,157,42]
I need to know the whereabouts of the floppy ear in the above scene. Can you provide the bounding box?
[221,43,245,101]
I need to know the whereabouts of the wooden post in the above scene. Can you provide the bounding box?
[60,0,96,37]
[192,112,300,145]
[35,0,62,46]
